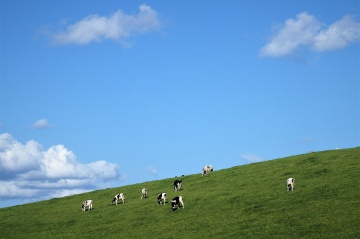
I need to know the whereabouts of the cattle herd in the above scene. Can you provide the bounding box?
[81,165,295,212]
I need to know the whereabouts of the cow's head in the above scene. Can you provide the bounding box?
[171,201,178,211]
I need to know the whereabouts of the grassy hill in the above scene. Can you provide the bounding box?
[0,147,359,239]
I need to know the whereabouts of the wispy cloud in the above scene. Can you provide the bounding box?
[50,5,161,45]
[260,12,360,57]
[148,166,157,176]
[240,153,264,163]
[31,119,53,129]
[0,133,121,205]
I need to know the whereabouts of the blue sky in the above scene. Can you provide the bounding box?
[1,0,359,208]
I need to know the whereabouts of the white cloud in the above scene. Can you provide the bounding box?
[49,188,91,199]
[87,160,120,180]
[241,153,264,163]
[0,133,121,204]
[260,12,360,57]
[148,166,157,176]
[51,5,161,45]
[314,15,360,51]
[0,181,40,198]
[32,119,53,129]
[0,133,42,175]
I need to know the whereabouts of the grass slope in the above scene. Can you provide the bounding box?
[0,147,359,239]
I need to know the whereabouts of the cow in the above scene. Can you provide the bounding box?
[141,188,148,199]
[81,200,93,212]
[171,196,184,211]
[112,193,125,205]
[157,192,167,205]
[202,165,213,176]
[173,180,182,191]
[286,178,295,191]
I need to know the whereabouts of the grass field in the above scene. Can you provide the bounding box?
[0,147,359,238]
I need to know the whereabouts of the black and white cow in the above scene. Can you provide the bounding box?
[157,192,167,205]
[112,193,125,205]
[82,200,93,212]
[141,188,148,199]
[173,180,182,191]
[202,165,213,176]
[286,178,295,191]
[171,196,184,211]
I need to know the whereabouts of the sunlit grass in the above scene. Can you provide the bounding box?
[0,147,359,238]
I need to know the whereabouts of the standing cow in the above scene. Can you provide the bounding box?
[82,200,93,212]
[171,196,184,211]
[141,188,148,199]
[173,180,182,191]
[202,165,213,176]
[112,193,125,205]
[286,178,295,191]
[157,192,167,205]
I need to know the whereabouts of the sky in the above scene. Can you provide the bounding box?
[0,0,359,208]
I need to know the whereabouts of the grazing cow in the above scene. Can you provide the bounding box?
[173,180,182,191]
[141,188,148,199]
[171,196,184,211]
[202,165,213,176]
[82,200,93,212]
[157,192,167,205]
[286,178,295,191]
[112,193,125,205]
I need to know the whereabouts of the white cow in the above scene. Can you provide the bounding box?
[112,193,125,205]
[171,196,184,211]
[141,188,148,199]
[202,165,213,176]
[286,178,295,191]
[157,192,167,205]
[82,200,93,212]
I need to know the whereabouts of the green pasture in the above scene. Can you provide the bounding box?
[0,147,359,238]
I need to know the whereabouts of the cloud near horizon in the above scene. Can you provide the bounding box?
[50,5,161,45]
[0,133,121,205]
[241,153,264,163]
[260,12,360,57]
